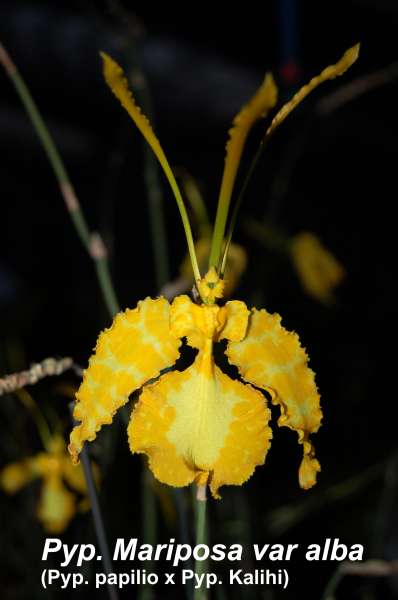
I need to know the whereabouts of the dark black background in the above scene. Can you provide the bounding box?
[1,1,398,599]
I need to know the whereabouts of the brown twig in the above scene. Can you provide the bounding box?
[0,357,74,396]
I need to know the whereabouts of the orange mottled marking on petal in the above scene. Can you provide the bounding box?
[226,308,322,489]
[69,297,181,464]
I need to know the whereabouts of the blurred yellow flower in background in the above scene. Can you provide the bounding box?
[290,232,345,303]
[1,435,95,532]
[245,220,346,304]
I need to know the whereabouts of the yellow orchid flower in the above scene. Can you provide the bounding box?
[1,435,95,532]
[69,44,359,498]
[290,231,345,304]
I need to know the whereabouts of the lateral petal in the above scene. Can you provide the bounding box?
[128,344,271,499]
[69,297,181,463]
[226,308,322,489]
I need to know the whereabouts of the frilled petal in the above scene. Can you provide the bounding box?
[69,297,181,463]
[0,459,37,493]
[128,340,271,499]
[226,308,322,489]
[38,474,76,533]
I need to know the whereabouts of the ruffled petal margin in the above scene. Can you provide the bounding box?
[226,308,322,489]
[69,297,181,464]
[128,349,272,499]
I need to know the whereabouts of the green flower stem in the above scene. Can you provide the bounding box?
[0,42,120,318]
[92,239,120,317]
[0,43,89,244]
[194,485,208,600]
